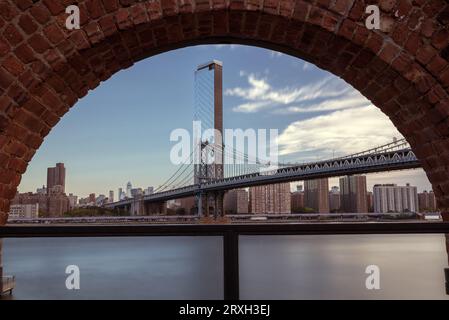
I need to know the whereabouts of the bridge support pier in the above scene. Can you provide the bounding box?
[196,191,225,220]
[130,198,144,216]
[144,201,167,215]
[214,191,224,219]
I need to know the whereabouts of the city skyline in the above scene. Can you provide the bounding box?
[17,45,432,196]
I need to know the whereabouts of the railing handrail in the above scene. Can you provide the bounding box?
[1,222,449,238]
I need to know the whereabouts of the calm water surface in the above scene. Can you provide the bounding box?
[2,234,449,299]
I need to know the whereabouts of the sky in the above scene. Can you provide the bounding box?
[18,44,432,197]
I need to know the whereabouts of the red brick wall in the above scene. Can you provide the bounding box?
[0,0,449,224]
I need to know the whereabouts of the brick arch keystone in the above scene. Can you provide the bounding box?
[0,0,449,224]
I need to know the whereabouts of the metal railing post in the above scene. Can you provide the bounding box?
[223,231,239,300]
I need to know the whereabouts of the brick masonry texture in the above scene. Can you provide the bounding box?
[0,0,449,224]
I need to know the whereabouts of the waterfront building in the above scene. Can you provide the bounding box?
[339,175,368,213]
[47,163,65,195]
[304,178,329,213]
[249,183,291,214]
[224,189,249,214]
[373,183,419,213]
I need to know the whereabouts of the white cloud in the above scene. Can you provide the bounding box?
[232,101,273,113]
[213,44,238,50]
[302,62,312,70]
[272,93,371,114]
[269,51,283,58]
[276,105,403,157]
[226,73,354,113]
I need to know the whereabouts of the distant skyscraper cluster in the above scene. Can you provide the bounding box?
[289,175,431,215]
[117,182,153,201]
[10,163,70,218]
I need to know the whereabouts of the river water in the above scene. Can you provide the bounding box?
[2,234,448,299]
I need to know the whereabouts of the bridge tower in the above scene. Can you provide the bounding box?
[193,61,225,218]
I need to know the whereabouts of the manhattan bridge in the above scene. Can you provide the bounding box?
[105,61,421,217]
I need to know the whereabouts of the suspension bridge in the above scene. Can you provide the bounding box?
[104,61,421,217]
[104,137,420,216]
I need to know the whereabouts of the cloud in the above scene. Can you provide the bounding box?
[276,105,403,157]
[226,73,356,113]
[269,51,283,58]
[232,101,273,113]
[302,62,312,70]
[272,93,371,114]
[213,44,238,50]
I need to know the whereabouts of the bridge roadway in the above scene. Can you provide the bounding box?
[105,147,420,210]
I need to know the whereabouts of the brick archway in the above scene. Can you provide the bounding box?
[0,0,448,224]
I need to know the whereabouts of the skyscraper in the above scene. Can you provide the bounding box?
[373,183,419,213]
[109,190,114,203]
[47,163,65,194]
[339,175,368,213]
[367,191,374,212]
[418,190,437,212]
[194,60,223,184]
[329,186,341,212]
[291,189,305,213]
[126,182,132,198]
[304,178,329,213]
[249,183,291,214]
[224,189,249,214]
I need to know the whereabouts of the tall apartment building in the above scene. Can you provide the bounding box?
[418,190,437,212]
[224,189,249,214]
[373,183,419,213]
[366,191,374,212]
[329,186,341,212]
[47,163,65,194]
[47,193,70,216]
[304,178,329,213]
[339,175,368,213]
[249,183,291,214]
[291,190,305,213]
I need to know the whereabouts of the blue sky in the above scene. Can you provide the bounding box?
[18,45,432,197]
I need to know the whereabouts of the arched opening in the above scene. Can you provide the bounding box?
[1,1,449,225]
